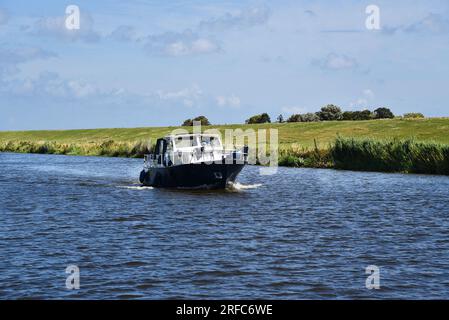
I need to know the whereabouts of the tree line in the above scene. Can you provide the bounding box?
[247,106,424,124]
[251,105,395,124]
[181,106,424,126]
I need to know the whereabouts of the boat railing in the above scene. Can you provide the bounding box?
[144,146,248,168]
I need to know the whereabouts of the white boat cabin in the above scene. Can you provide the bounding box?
[144,133,245,168]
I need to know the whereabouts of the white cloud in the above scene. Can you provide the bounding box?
[157,85,203,107]
[350,98,368,109]
[164,39,219,56]
[2,65,209,109]
[404,13,449,34]
[314,53,358,70]
[0,46,57,77]
[281,106,307,115]
[348,89,375,110]
[108,25,137,42]
[199,6,271,31]
[384,13,449,36]
[140,5,268,57]
[216,94,241,108]
[2,72,104,99]
[363,89,375,100]
[144,31,220,56]
[32,12,100,42]
[67,80,98,98]
[191,38,219,54]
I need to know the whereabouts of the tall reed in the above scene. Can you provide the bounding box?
[0,140,153,158]
[331,137,449,175]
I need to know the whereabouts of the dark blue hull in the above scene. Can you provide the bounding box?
[139,163,245,189]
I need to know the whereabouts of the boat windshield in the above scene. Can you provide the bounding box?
[200,135,221,149]
[174,135,198,149]
[173,134,222,150]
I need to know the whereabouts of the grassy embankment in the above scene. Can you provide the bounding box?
[1,118,449,174]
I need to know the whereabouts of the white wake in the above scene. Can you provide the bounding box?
[227,182,262,191]
[118,185,154,190]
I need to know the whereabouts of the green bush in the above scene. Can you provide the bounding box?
[403,113,425,119]
[317,104,343,121]
[279,154,305,167]
[301,113,321,122]
[374,107,395,119]
[246,113,271,124]
[343,110,374,121]
[287,114,302,122]
[182,115,211,126]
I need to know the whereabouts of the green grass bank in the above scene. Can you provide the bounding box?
[1,118,449,175]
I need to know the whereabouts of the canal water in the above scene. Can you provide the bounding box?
[1,152,449,299]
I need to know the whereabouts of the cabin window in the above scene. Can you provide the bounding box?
[201,136,221,148]
[175,136,198,148]
[158,140,164,154]
[167,140,173,152]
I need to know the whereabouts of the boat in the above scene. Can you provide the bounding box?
[139,133,248,189]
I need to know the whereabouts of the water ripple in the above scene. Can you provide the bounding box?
[1,153,449,299]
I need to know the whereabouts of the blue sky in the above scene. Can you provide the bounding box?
[1,0,449,130]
